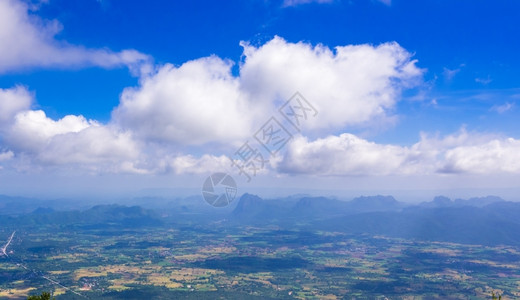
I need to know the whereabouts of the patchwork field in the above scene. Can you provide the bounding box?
[1,224,518,299]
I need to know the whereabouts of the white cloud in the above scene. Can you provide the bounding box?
[6,110,92,151]
[441,138,520,174]
[277,129,520,176]
[0,151,14,162]
[113,56,258,145]
[282,0,334,7]
[0,0,151,74]
[0,86,32,124]
[168,154,232,175]
[442,67,460,81]
[36,126,139,166]
[282,0,391,7]
[277,133,423,176]
[240,37,423,132]
[491,102,514,114]
[0,86,239,174]
[475,76,492,85]
[114,37,422,147]
[4,111,143,173]
[0,86,143,173]
[2,37,516,178]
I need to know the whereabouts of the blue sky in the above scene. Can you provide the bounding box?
[0,0,519,201]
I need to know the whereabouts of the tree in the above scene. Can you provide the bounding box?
[491,291,502,300]
[27,291,55,300]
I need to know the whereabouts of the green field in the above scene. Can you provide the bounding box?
[1,224,518,299]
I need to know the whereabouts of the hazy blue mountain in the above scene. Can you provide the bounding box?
[0,204,162,228]
[233,194,406,221]
[292,197,350,217]
[2,193,519,246]
[419,196,453,208]
[347,195,404,213]
[419,195,505,208]
[316,203,520,246]
[454,195,505,207]
[230,193,520,246]
[0,194,97,216]
[232,193,267,217]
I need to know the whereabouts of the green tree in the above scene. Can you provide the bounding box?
[27,291,55,300]
[491,291,502,300]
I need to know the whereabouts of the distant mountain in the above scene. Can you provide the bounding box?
[3,193,519,246]
[293,197,349,217]
[455,196,505,207]
[232,194,268,218]
[315,202,520,246]
[419,195,505,208]
[32,207,55,214]
[0,204,162,228]
[347,195,404,213]
[419,196,453,208]
[232,194,406,222]
[0,194,95,216]
[230,193,520,246]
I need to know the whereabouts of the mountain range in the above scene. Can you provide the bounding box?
[1,193,519,246]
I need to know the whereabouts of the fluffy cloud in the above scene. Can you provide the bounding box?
[168,154,232,175]
[277,130,520,176]
[277,134,423,176]
[0,0,151,74]
[1,35,516,178]
[36,126,139,167]
[115,37,422,146]
[0,84,238,174]
[0,86,32,124]
[113,57,258,145]
[239,37,422,131]
[7,110,93,152]
[0,86,143,173]
[441,138,520,174]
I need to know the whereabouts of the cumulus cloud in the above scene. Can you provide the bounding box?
[168,154,232,175]
[0,0,151,74]
[115,37,422,147]
[1,36,516,178]
[277,134,423,176]
[277,130,520,176]
[0,86,239,174]
[113,56,259,145]
[440,138,520,174]
[7,110,93,152]
[36,126,139,167]
[240,37,422,132]
[0,86,32,124]
[0,86,144,173]
[6,114,142,173]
